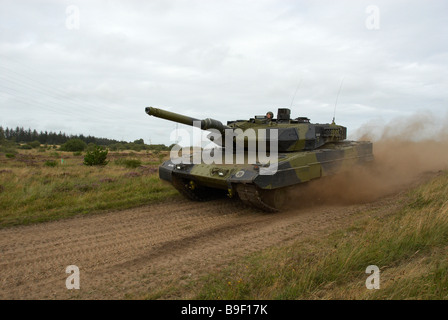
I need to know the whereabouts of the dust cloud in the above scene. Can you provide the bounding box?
[285,112,448,207]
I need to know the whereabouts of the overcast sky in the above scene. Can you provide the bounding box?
[1,0,447,145]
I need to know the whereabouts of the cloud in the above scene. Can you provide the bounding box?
[0,0,447,144]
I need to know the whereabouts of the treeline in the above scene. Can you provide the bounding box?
[0,126,124,145]
[0,126,171,152]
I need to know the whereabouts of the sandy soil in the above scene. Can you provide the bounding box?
[0,188,406,300]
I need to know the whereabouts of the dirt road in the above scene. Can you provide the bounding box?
[0,189,405,300]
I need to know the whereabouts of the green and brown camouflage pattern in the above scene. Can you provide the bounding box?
[159,141,373,190]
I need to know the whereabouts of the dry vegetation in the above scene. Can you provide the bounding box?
[0,148,178,228]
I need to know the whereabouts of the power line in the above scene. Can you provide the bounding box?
[0,58,121,119]
[0,68,116,119]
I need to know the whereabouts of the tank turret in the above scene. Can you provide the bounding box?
[146,107,346,152]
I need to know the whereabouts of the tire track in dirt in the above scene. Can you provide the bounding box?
[0,192,404,300]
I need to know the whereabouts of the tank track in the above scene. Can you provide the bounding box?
[235,184,279,213]
[172,176,281,212]
[171,176,221,201]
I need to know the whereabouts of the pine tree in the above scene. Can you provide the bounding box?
[0,126,5,143]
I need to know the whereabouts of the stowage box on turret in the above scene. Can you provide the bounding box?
[145,107,373,212]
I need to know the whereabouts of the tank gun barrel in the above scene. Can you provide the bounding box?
[145,107,230,134]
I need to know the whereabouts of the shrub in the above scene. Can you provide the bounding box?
[86,143,97,152]
[115,158,142,168]
[28,140,41,148]
[0,140,17,154]
[5,153,15,158]
[109,143,126,151]
[44,160,58,167]
[73,151,82,156]
[60,139,87,152]
[83,146,109,166]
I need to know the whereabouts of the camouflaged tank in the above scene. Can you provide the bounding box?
[145,107,373,212]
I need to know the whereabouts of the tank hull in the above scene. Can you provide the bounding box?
[158,141,373,211]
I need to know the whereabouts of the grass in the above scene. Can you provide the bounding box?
[0,148,178,228]
[190,171,448,300]
[114,158,142,168]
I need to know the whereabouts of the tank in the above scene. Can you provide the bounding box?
[145,106,373,212]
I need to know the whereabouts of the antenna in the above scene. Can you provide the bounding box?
[290,78,303,109]
[333,77,344,124]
